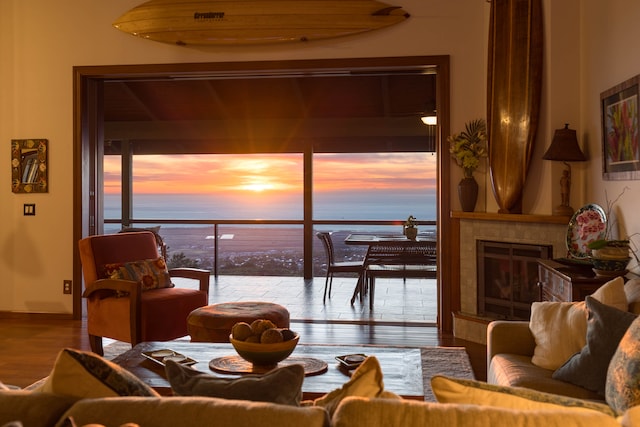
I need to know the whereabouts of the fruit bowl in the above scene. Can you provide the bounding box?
[229,333,299,366]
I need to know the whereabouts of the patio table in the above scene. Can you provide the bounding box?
[344,234,437,307]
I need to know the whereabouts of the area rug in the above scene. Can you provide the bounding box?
[420,346,475,402]
[104,342,475,402]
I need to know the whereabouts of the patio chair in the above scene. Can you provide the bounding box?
[78,231,211,355]
[316,232,365,303]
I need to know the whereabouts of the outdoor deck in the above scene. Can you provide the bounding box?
[177,274,437,325]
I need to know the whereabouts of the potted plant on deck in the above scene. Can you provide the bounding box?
[448,119,487,212]
[403,215,418,240]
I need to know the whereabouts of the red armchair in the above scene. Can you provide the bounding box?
[78,231,210,355]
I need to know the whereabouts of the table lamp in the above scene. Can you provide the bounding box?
[542,124,587,216]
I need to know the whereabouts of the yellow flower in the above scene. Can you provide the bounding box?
[448,119,487,177]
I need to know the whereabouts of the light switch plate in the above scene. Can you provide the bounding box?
[23,204,35,216]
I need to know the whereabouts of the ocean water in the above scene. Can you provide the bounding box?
[104,190,437,223]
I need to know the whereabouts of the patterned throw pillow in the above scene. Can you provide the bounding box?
[165,360,304,406]
[606,315,640,415]
[104,257,173,291]
[553,296,637,395]
[29,348,159,399]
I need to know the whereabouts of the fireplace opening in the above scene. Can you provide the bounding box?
[477,240,552,320]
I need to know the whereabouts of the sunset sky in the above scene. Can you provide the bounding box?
[103,153,437,196]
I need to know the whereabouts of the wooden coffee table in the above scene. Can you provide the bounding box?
[112,341,424,400]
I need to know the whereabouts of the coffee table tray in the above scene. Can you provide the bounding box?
[209,355,328,376]
[141,349,197,367]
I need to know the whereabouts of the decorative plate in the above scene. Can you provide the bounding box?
[566,204,607,259]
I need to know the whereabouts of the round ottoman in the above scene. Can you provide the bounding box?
[187,302,290,342]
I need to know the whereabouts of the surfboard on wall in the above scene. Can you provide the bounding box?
[113,0,410,45]
[487,0,543,213]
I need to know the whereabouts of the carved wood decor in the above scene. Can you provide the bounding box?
[487,0,543,213]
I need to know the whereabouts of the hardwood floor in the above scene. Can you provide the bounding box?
[0,315,486,389]
[0,275,487,388]
[0,315,89,389]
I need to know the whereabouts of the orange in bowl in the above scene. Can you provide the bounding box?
[229,333,299,367]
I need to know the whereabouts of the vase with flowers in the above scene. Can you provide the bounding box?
[448,119,488,212]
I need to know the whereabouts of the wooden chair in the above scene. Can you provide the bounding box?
[78,231,211,356]
[316,232,365,303]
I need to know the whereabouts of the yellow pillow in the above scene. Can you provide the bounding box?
[530,276,627,370]
[431,376,614,417]
[31,348,159,399]
[312,356,398,416]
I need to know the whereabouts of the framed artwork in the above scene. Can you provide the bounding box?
[601,75,640,180]
[11,139,48,193]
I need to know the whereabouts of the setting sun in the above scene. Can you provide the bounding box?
[242,182,274,192]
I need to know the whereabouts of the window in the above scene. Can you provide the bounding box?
[313,152,436,222]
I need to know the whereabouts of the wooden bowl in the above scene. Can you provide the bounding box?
[229,333,299,366]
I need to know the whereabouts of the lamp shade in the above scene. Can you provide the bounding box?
[542,124,586,162]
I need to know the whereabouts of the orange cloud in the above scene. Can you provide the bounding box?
[103,153,436,195]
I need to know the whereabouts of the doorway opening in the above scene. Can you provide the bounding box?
[73,56,453,330]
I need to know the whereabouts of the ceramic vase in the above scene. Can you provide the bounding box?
[405,227,418,240]
[458,176,478,212]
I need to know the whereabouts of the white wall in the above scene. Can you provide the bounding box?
[0,0,488,313]
[581,0,640,271]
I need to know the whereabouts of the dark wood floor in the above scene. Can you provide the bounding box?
[0,315,486,389]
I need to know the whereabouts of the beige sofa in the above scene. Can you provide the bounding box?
[487,320,603,400]
[1,390,636,427]
[487,277,640,402]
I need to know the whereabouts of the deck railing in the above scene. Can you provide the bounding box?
[104,219,436,278]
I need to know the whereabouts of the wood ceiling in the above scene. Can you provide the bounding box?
[102,71,436,154]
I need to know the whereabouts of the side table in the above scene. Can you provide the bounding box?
[537,259,613,302]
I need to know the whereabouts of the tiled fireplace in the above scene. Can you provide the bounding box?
[453,213,569,344]
[477,240,552,320]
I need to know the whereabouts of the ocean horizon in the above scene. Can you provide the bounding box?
[104,191,437,222]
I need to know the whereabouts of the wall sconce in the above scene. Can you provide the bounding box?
[542,124,586,216]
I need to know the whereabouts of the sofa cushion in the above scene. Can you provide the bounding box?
[624,278,640,314]
[104,257,173,291]
[431,375,614,416]
[488,353,602,401]
[331,396,620,427]
[165,360,304,406]
[553,296,637,395]
[606,314,640,415]
[0,390,78,427]
[311,356,397,417]
[530,276,627,370]
[60,396,330,427]
[30,348,159,399]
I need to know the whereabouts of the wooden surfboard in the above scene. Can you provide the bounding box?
[113,0,410,45]
[487,0,543,213]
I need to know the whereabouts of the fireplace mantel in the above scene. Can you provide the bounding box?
[451,211,571,225]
